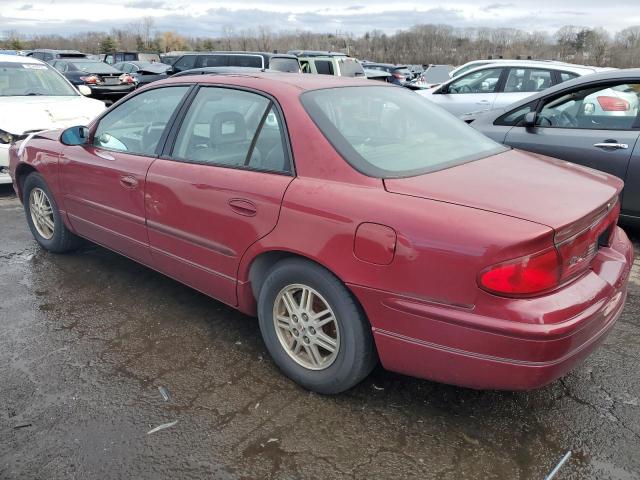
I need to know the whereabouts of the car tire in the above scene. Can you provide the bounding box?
[258,258,377,394]
[23,172,82,253]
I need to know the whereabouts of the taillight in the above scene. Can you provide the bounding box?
[119,73,135,84]
[80,75,101,85]
[392,72,404,80]
[597,96,630,111]
[479,248,561,296]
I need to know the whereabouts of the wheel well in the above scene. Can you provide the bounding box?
[15,164,37,201]
[248,251,298,300]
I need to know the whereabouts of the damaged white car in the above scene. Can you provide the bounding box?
[0,54,105,184]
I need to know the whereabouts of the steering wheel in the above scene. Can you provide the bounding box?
[457,85,473,94]
[559,111,578,128]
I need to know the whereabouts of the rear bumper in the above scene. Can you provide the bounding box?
[350,226,633,390]
[87,85,134,99]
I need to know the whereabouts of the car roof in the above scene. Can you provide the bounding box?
[461,60,603,74]
[160,71,381,92]
[0,53,44,64]
[482,68,640,118]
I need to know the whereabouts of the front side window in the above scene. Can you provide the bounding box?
[537,83,640,130]
[504,68,552,93]
[0,61,77,97]
[560,71,580,83]
[172,87,290,173]
[314,60,334,75]
[302,86,506,178]
[495,102,536,126]
[447,68,503,94]
[94,86,189,155]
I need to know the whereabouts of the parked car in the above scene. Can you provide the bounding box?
[171,67,276,78]
[410,64,452,89]
[50,59,135,102]
[103,51,160,65]
[363,68,392,82]
[0,54,104,184]
[27,49,88,64]
[160,51,195,65]
[471,69,640,224]
[287,50,348,58]
[170,52,300,74]
[299,56,365,77]
[361,63,413,86]
[418,61,608,118]
[8,74,631,394]
[112,61,171,88]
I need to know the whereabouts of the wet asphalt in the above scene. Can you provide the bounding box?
[1,183,639,480]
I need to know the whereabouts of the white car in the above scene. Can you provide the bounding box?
[0,54,105,184]
[418,60,611,118]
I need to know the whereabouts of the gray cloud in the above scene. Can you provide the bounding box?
[124,0,167,8]
[18,3,34,9]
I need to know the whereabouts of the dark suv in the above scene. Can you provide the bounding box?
[170,52,300,74]
[27,49,88,64]
[361,63,413,86]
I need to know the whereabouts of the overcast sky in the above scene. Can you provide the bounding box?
[2,0,639,37]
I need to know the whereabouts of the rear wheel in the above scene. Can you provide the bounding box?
[258,258,377,394]
[23,173,81,253]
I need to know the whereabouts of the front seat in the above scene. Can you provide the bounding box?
[209,111,250,165]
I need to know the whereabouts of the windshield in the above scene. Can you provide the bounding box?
[70,61,121,74]
[0,61,77,97]
[269,57,300,73]
[301,86,507,178]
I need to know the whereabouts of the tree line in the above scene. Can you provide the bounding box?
[3,19,640,68]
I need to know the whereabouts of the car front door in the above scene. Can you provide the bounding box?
[503,80,640,214]
[430,67,504,117]
[59,85,190,264]
[144,86,294,306]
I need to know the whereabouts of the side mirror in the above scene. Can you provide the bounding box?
[523,111,537,128]
[61,126,89,146]
[77,85,91,96]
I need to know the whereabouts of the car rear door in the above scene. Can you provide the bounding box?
[145,86,294,306]
[495,67,554,111]
[431,67,504,117]
[59,85,190,264]
[503,80,640,213]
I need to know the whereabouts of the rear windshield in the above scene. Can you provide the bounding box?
[301,86,507,178]
[338,60,365,77]
[269,57,300,73]
[70,61,121,74]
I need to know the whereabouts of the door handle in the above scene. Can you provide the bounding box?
[228,198,257,216]
[119,175,138,189]
[593,142,628,150]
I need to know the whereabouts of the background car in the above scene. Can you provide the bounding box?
[112,61,171,88]
[361,63,413,86]
[103,51,161,65]
[170,52,300,74]
[50,59,135,102]
[363,68,393,82]
[171,66,277,78]
[418,61,609,117]
[27,49,87,64]
[471,68,640,224]
[9,74,631,396]
[0,53,104,184]
[299,55,365,77]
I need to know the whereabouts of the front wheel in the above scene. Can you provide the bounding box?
[23,173,81,253]
[258,258,377,394]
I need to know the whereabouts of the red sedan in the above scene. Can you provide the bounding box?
[9,73,633,394]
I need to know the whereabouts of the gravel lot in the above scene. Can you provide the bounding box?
[1,183,639,480]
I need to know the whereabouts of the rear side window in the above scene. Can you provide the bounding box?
[314,60,334,75]
[228,55,263,68]
[559,71,579,83]
[199,55,227,68]
[269,57,300,73]
[171,87,290,173]
[338,60,365,77]
[94,86,189,156]
[173,55,197,71]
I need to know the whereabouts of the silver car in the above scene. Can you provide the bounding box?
[418,61,610,118]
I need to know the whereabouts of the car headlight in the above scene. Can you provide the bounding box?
[0,129,13,144]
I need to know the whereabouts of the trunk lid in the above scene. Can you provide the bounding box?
[384,149,622,238]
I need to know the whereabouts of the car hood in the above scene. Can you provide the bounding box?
[384,149,623,234]
[0,96,105,135]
